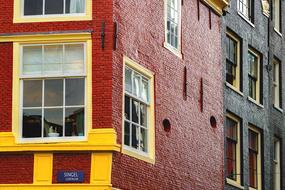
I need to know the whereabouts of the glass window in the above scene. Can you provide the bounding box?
[273,0,281,32]
[248,128,261,189]
[248,50,260,102]
[273,59,281,108]
[226,34,240,90]
[21,43,86,140]
[237,0,253,22]
[273,138,281,190]
[225,114,241,185]
[23,0,85,16]
[124,66,150,153]
[165,0,181,50]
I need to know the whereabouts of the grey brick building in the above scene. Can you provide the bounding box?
[222,0,284,189]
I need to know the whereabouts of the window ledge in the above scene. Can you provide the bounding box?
[274,28,282,37]
[226,178,244,189]
[237,12,255,28]
[225,82,244,97]
[163,42,183,59]
[247,97,264,108]
[0,129,121,152]
[273,105,283,113]
[122,145,155,164]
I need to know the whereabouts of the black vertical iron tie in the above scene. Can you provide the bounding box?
[101,21,105,50]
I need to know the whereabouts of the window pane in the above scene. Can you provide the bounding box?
[125,67,132,93]
[124,121,130,146]
[66,0,85,13]
[64,44,84,74]
[131,124,138,149]
[249,130,258,151]
[23,46,42,75]
[43,45,63,74]
[44,108,63,137]
[124,96,130,120]
[132,100,139,123]
[226,140,236,180]
[249,151,258,188]
[133,73,140,97]
[22,109,42,138]
[65,107,84,136]
[141,78,149,102]
[23,80,42,107]
[45,0,64,14]
[140,128,147,152]
[140,104,147,127]
[24,0,43,15]
[65,78,85,106]
[226,118,237,140]
[44,79,63,106]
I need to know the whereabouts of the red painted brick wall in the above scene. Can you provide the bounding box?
[0,0,114,131]
[0,153,34,184]
[0,0,114,184]
[112,1,224,190]
[52,153,91,183]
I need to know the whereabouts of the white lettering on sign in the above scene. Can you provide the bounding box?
[64,172,79,178]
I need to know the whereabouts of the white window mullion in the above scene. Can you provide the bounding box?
[63,0,66,14]
[41,79,45,138]
[129,97,133,147]
[63,78,66,137]
[41,45,44,75]
[43,0,45,15]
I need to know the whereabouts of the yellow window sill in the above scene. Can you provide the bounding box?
[13,15,92,23]
[0,128,121,152]
[163,42,183,59]
[247,97,264,109]
[226,178,244,189]
[274,28,282,37]
[225,82,244,97]
[0,184,112,190]
[122,146,155,164]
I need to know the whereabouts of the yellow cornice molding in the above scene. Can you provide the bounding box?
[0,32,92,43]
[0,184,112,190]
[0,128,121,152]
[202,0,229,16]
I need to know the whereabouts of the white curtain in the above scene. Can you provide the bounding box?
[70,0,85,13]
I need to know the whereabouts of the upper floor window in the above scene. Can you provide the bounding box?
[24,0,85,16]
[273,0,281,33]
[248,50,261,104]
[226,32,241,91]
[225,114,242,186]
[164,0,182,56]
[122,57,155,163]
[237,0,253,22]
[21,43,86,141]
[248,127,262,190]
[273,137,281,190]
[273,59,282,109]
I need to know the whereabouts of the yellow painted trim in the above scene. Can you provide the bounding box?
[0,184,112,190]
[273,59,281,108]
[0,33,91,43]
[122,56,155,164]
[226,113,242,185]
[13,0,92,23]
[226,32,241,91]
[0,129,120,152]
[90,153,112,185]
[248,126,262,190]
[33,153,53,184]
[10,33,94,145]
[201,0,229,16]
[226,178,244,189]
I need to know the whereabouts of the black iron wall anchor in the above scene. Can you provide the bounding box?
[113,22,118,50]
[101,21,105,50]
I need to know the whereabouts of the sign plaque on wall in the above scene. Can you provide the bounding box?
[57,171,84,183]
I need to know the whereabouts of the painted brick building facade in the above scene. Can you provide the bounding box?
[0,0,227,190]
[222,0,285,189]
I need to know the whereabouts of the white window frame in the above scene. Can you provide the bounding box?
[21,0,86,18]
[164,0,182,57]
[237,0,252,21]
[273,0,281,33]
[19,42,87,143]
[273,137,281,190]
[248,49,261,104]
[273,59,281,109]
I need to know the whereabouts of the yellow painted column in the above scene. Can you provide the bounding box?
[90,153,113,189]
[33,153,53,185]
